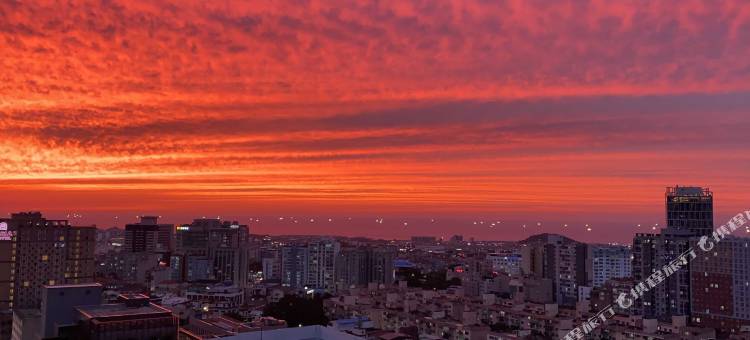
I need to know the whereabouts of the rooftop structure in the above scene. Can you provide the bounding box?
[74,294,177,340]
[220,325,363,340]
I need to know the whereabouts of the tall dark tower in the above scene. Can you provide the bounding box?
[632,186,714,321]
[665,186,713,236]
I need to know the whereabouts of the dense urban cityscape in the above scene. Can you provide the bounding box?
[0,186,747,339]
[3,1,750,339]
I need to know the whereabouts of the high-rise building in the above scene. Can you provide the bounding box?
[281,245,308,289]
[666,186,713,236]
[590,244,632,287]
[305,239,340,292]
[335,247,396,288]
[280,239,341,293]
[636,231,697,320]
[0,212,96,310]
[690,236,750,333]
[520,233,589,306]
[632,186,713,321]
[123,216,173,253]
[174,219,250,286]
[261,248,282,283]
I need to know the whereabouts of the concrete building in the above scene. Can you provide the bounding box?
[124,215,174,254]
[186,284,244,317]
[10,309,40,340]
[121,252,164,283]
[520,233,589,306]
[178,316,287,340]
[335,247,396,288]
[280,239,342,293]
[589,277,635,315]
[690,236,750,334]
[665,186,714,236]
[281,244,308,289]
[632,186,713,321]
[487,252,522,276]
[0,212,96,310]
[306,239,340,293]
[40,283,103,339]
[74,294,177,340]
[174,219,250,286]
[590,244,632,287]
[260,248,282,283]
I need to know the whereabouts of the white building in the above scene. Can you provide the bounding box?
[487,252,522,276]
[590,244,631,287]
[186,284,244,317]
[305,239,340,293]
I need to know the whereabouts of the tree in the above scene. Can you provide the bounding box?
[399,268,460,290]
[263,295,329,327]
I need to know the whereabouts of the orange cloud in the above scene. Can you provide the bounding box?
[1,0,749,241]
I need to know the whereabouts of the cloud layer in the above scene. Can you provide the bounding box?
[1,0,749,241]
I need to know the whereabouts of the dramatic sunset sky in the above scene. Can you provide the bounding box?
[1,1,749,242]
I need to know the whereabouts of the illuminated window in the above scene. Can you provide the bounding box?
[48,280,55,285]
[23,281,29,287]
[41,255,49,261]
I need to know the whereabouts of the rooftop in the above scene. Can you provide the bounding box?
[76,302,171,319]
[43,283,103,290]
[666,186,711,196]
[220,325,362,340]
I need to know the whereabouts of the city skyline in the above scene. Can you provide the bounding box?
[3,1,750,339]
[1,184,742,243]
[2,1,750,243]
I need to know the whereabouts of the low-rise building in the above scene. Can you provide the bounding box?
[74,294,177,340]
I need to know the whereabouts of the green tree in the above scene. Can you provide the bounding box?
[263,295,329,327]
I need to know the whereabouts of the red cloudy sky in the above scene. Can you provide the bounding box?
[1,0,749,242]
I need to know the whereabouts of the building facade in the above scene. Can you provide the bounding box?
[0,212,95,310]
[631,186,714,321]
[690,236,750,334]
[74,294,177,340]
[521,233,589,306]
[174,219,250,286]
[40,283,103,339]
[335,247,396,288]
[305,239,340,292]
[590,244,632,287]
[281,245,308,289]
[487,252,522,276]
[124,216,173,253]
